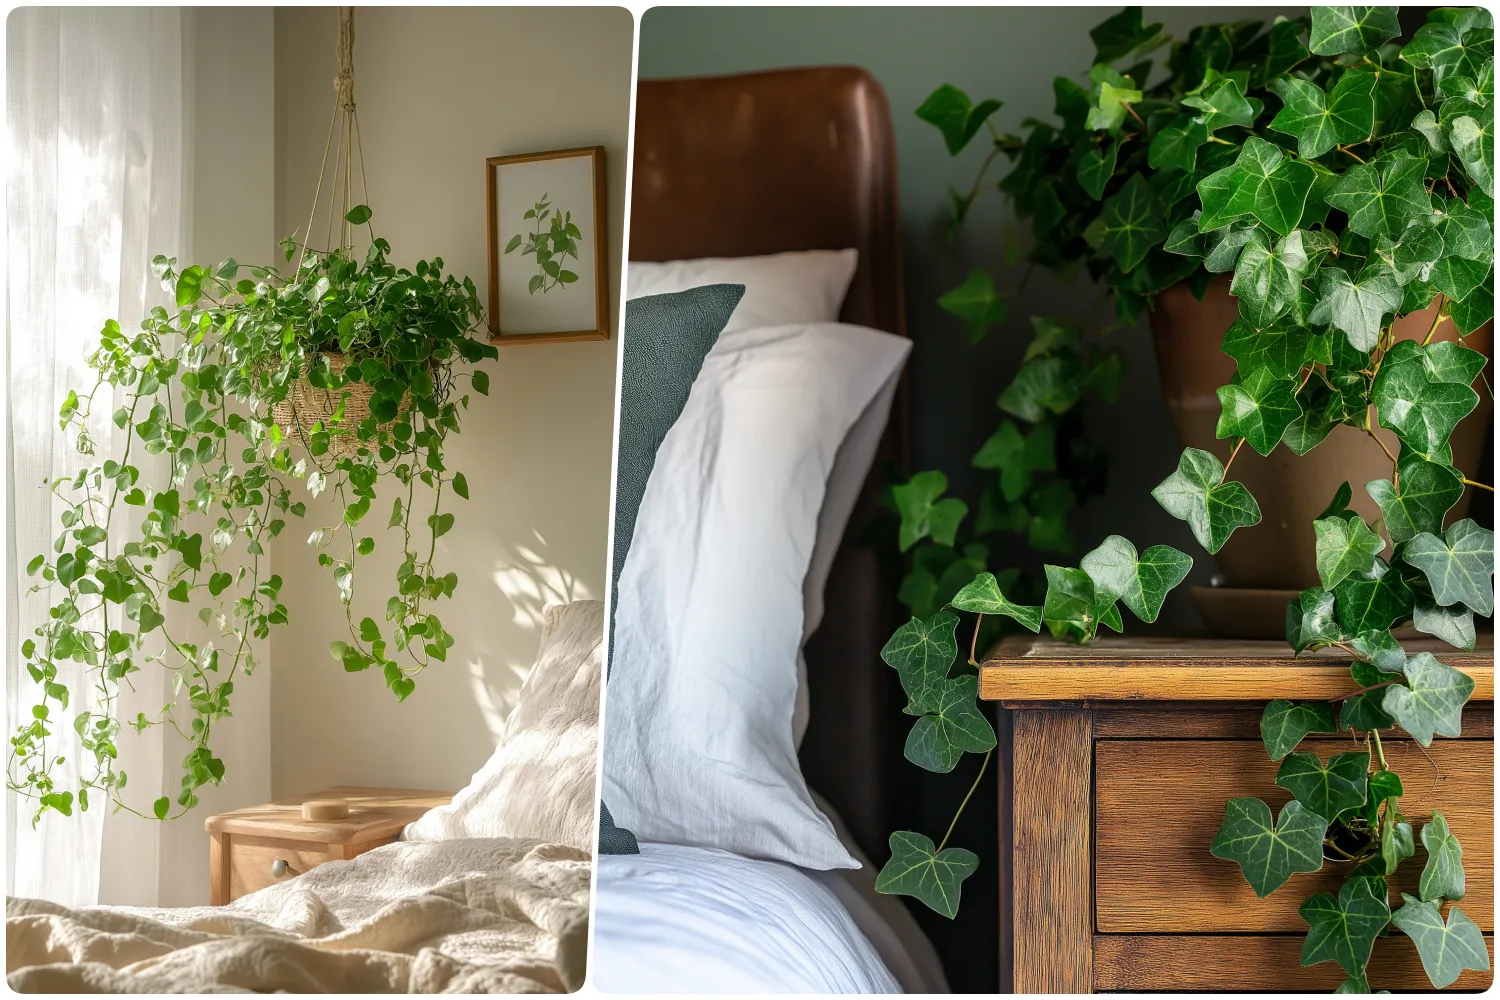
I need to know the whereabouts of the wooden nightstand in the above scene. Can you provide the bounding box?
[981,635,1494,993]
[204,786,451,905]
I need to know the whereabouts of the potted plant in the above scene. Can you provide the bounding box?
[8,206,498,823]
[878,6,1493,992]
[913,5,1493,600]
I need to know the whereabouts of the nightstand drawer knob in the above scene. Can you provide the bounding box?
[270,858,299,878]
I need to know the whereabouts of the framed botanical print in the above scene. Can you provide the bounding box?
[486,145,609,344]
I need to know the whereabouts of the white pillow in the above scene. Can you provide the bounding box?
[626,249,858,334]
[404,600,603,850]
[603,321,911,870]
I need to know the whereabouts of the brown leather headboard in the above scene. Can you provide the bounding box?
[631,67,908,858]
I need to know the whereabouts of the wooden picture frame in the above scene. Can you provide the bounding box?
[486,145,609,344]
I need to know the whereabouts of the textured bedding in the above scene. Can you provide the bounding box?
[7,837,590,993]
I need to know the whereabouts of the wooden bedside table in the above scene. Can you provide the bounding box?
[980,635,1494,993]
[204,786,451,905]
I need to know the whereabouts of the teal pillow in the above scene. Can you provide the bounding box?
[598,800,640,855]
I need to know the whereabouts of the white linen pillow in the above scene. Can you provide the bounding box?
[626,249,858,334]
[603,321,911,870]
[404,600,603,850]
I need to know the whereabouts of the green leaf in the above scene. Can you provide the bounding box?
[472,369,490,395]
[1151,447,1262,554]
[1310,6,1401,55]
[997,355,1084,422]
[1334,559,1413,635]
[1382,651,1477,745]
[1148,121,1207,173]
[1270,72,1376,159]
[881,610,959,715]
[1413,594,1476,651]
[1260,700,1337,760]
[1404,519,1494,615]
[874,831,980,919]
[1266,17,1313,79]
[1381,815,1416,875]
[1090,6,1163,63]
[1087,79,1145,132]
[1090,173,1166,274]
[1040,564,1106,637]
[1366,459,1463,545]
[1325,154,1433,239]
[1183,76,1258,132]
[1313,515,1385,591]
[1211,797,1328,898]
[1233,229,1311,328]
[972,419,1054,501]
[1389,895,1489,988]
[1450,275,1493,334]
[1450,114,1495,197]
[950,572,1042,632]
[1372,346,1480,459]
[1350,628,1407,673]
[1220,318,1318,380]
[938,269,1007,342]
[916,85,1002,156]
[1300,876,1391,976]
[1422,341,1488,386]
[904,675,996,773]
[1216,367,1302,456]
[1277,749,1369,819]
[1402,19,1490,85]
[1288,587,1343,652]
[344,204,373,225]
[153,796,170,820]
[1309,265,1403,352]
[1419,811,1465,902]
[1080,534,1193,623]
[893,471,968,551]
[452,472,469,500]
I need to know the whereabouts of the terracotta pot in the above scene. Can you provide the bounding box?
[1149,275,1493,590]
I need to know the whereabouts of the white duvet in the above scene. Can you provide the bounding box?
[591,843,905,994]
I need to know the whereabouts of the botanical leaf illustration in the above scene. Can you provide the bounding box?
[950,571,1043,632]
[1308,266,1403,351]
[1325,154,1433,239]
[1382,651,1476,745]
[1390,895,1489,988]
[1366,459,1463,544]
[904,675,997,773]
[939,269,1008,342]
[1299,876,1392,976]
[1310,6,1401,56]
[1313,514,1385,590]
[1260,699,1337,760]
[1270,72,1377,158]
[1088,173,1167,273]
[1211,797,1328,898]
[1418,811,1465,902]
[881,610,959,715]
[1403,519,1495,615]
[1217,366,1303,456]
[893,471,969,551]
[1080,534,1193,623]
[1276,750,1370,819]
[875,831,981,919]
[1152,447,1262,554]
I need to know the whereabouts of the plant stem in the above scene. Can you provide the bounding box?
[1337,145,1367,164]
[1462,478,1494,492]
[1221,437,1246,478]
[1121,101,1146,128]
[937,747,993,853]
[1372,728,1388,771]
[1328,679,1399,703]
[1421,296,1449,346]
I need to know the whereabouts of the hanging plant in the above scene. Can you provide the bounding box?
[878,6,1493,992]
[8,8,499,824]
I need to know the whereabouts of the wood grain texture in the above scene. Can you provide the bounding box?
[203,786,450,844]
[1089,701,1494,739]
[1095,739,1494,933]
[226,834,334,901]
[1012,709,1092,993]
[982,634,1493,703]
[209,832,231,907]
[1092,934,1495,991]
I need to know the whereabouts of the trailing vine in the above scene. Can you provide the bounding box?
[9,205,498,823]
[875,6,1493,991]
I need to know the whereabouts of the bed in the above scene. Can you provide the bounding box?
[594,67,945,994]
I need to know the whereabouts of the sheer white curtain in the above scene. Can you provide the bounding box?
[6,7,185,906]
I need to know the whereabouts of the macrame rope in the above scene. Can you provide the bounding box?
[297,7,368,269]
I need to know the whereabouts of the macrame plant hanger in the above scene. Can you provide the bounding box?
[298,6,372,266]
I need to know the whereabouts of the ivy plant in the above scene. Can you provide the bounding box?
[9,206,498,823]
[879,7,1494,992]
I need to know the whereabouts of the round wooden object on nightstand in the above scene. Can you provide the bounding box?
[301,799,350,821]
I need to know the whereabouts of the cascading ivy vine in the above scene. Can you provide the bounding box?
[875,7,1494,992]
[9,206,498,823]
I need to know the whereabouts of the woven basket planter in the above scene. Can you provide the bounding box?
[271,353,376,459]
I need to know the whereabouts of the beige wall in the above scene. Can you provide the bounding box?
[269,7,630,796]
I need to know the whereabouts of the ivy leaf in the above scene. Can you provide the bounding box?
[1380,815,1416,875]
[1404,519,1495,615]
[1090,6,1164,63]
[1325,154,1433,239]
[1382,651,1476,746]
[874,831,980,919]
[1449,115,1494,197]
[1080,534,1193,624]
[1413,594,1476,651]
[1152,447,1262,554]
[1276,749,1369,819]
[1221,318,1318,380]
[938,269,1008,342]
[1041,564,1100,634]
[1270,72,1376,159]
[973,419,1055,501]
[1402,20,1490,85]
[1309,6,1401,56]
[893,471,968,551]
[1428,252,1489,303]
[1389,896,1489,989]
[1449,275,1493,335]
[1232,229,1310,328]
[1421,341,1488,386]
[1334,559,1413,635]
[1183,75,1258,131]
[904,675,997,773]
[1211,797,1328,898]
[1366,459,1463,545]
[1313,515,1385,591]
[1204,220,1262,272]
[997,354,1084,422]
[1216,367,1302,456]
[1078,141,1119,199]
[1349,628,1407,673]
[916,85,1003,156]
[881,610,959,716]
[1308,266,1402,351]
[1372,347,1480,460]
[1087,79,1145,132]
[1341,661,1402,732]
[1287,587,1343,652]
[1266,17,1312,80]
[950,572,1042,632]
[1419,812,1465,902]
[1088,173,1166,273]
[1149,121,1208,173]
[1300,876,1391,976]
[1198,140,1315,236]
[1260,700,1337,760]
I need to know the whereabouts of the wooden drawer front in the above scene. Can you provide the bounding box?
[1095,738,1494,934]
[228,835,333,901]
